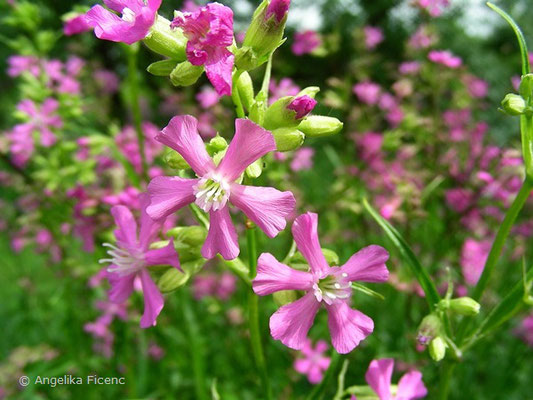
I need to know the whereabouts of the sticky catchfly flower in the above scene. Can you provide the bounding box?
[293,339,331,384]
[252,212,389,353]
[99,194,181,328]
[85,0,162,45]
[171,2,234,96]
[146,115,295,260]
[364,358,428,400]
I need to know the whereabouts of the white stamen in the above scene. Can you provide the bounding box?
[99,242,144,277]
[193,174,231,213]
[313,273,352,305]
[121,7,136,23]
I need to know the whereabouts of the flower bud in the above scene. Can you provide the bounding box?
[297,86,320,98]
[264,95,317,130]
[298,116,344,137]
[206,134,228,156]
[246,158,263,178]
[271,127,305,151]
[417,313,441,345]
[429,337,447,362]
[236,0,290,70]
[273,290,297,306]
[170,61,204,87]
[166,226,207,247]
[147,59,179,76]
[236,71,255,111]
[448,297,480,316]
[143,16,187,60]
[158,268,189,293]
[501,93,526,116]
[164,148,190,170]
[519,74,533,99]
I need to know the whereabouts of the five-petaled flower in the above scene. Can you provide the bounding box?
[146,115,295,260]
[293,339,331,384]
[86,0,162,45]
[171,2,234,96]
[252,212,389,353]
[100,194,181,328]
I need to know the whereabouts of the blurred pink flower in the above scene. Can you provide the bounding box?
[94,69,120,94]
[418,0,450,17]
[64,14,91,36]
[196,86,221,109]
[293,339,331,384]
[465,76,489,98]
[353,81,381,105]
[7,55,40,77]
[290,147,315,171]
[460,238,491,286]
[270,78,301,104]
[364,26,384,50]
[292,30,321,55]
[428,50,462,69]
[399,61,421,75]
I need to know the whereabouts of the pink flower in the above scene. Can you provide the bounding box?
[408,27,435,49]
[399,61,421,75]
[353,82,381,105]
[428,50,462,69]
[193,272,237,300]
[252,212,389,353]
[7,55,40,77]
[290,147,314,171]
[86,0,162,45]
[100,194,181,328]
[515,313,533,346]
[196,86,221,109]
[465,76,489,98]
[292,30,321,56]
[418,0,450,17]
[146,115,295,260]
[269,78,300,104]
[287,95,317,119]
[460,238,491,286]
[94,69,120,94]
[511,75,521,91]
[115,122,162,174]
[7,124,35,167]
[148,342,165,360]
[364,26,384,50]
[64,14,92,36]
[16,98,63,147]
[364,358,427,400]
[294,339,331,384]
[445,188,473,213]
[266,0,291,22]
[171,2,234,96]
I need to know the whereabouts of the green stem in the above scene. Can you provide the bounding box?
[306,351,340,400]
[246,225,272,400]
[126,43,149,182]
[259,55,273,99]
[136,329,148,397]
[437,362,456,400]
[232,70,245,118]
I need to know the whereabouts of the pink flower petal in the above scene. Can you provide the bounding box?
[230,184,295,238]
[365,359,393,400]
[253,253,314,295]
[108,271,135,303]
[396,370,428,400]
[146,176,197,220]
[339,245,389,283]
[144,240,181,270]
[294,358,312,374]
[205,47,234,96]
[326,302,374,354]
[217,119,276,181]
[292,213,330,278]
[138,193,162,250]
[201,207,239,260]
[139,269,164,328]
[270,292,320,350]
[156,115,215,177]
[110,205,138,247]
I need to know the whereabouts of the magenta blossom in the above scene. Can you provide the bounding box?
[8,125,35,167]
[292,30,321,56]
[428,50,462,69]
[290,147,314,172]
[16,98,63,147]
[64,14,92,36]
[294,339,331,384]
[7,55,40,77]
[399,61,421,75]
[418,0,450,17]
[362,358,427,400]
[146,115,295,260]
[85,0,162,45]
[408,27,435,49]
[100,195,181,328]
[171,2,234,96]
[364,26,384,50]
[288,95,317,119]
[460,238,491,286]
[253,212,389,353]
[266,0,291,22]
[515,313,533,346]
[270,78,301,104]
[353,82,381,105]
[196,86,221,109]
[465,76,489,98]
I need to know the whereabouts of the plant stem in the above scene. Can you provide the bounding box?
[232,70,245,118]
[126,43,149,182]
[437,361,456,400]
[246,225,272,400]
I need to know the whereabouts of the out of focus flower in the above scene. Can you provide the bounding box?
[193,272,237,300]
[64,14,91,36]
[94,69,120,94]
[408,26,435,49]
[418,0,450,17]
[115,122,162,174]
[293,339,331,384]
[515,313,533,347]
[148,342,165,360]
[465,76,489,98]
[399,61,421,75]
[171,3,234,95]
[196,86,220,109]
[363,358,427,400]
[353,81,381,105]
[445,188,474,213]
[428,50,462,69]
[16,98,63,147]
[292,30,321,55]
[86,0,162,44]
[7,55,40,77]
[253,212,389,353]
[290,147,314,171]
[270,78,301,104]
[364,26,384,50]
[460,238,491,286]
[147,115,295,260]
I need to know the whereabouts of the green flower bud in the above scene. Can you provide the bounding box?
[519,74,533,99]
[448,297,480,316]
[429,337,447,362]
[206,134,228,156]
[147,59,179,76]
[170,61,204,87]
[158,268,189,293]
[245,158,263,178]
[298,116,344,137]
[166,226,207,247]
[164,148,190,170]
[143,15,187,60]
[271,127,305,152]
[291,248,339,266]
[501,93,526,116]
[417,313,442,346]
[273,290,298,306]
[297,86,320,99]
[237,71,255,111]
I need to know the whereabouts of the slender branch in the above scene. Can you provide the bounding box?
[437,362,456,400]
[231,70,245,118]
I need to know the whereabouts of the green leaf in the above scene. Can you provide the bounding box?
[362,198,440,311]
[351,283,385,301]
[487,2,531,75]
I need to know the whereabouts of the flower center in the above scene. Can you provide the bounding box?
[99,243,144,277]
[121,7,136,23]
[312,272,351,305]
[193,174,230,213]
